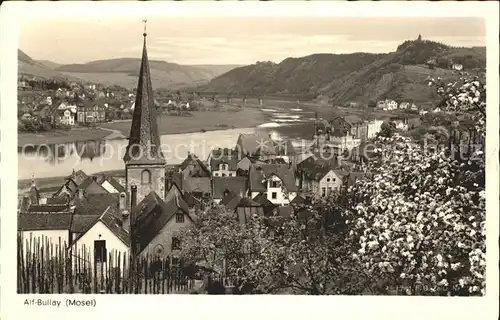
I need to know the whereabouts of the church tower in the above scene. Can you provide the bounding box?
[124,24,166,213]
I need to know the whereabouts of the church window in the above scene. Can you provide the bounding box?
[141,170,151,184]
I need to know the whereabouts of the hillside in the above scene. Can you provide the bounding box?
[37,60,62,69]
[18,50,80,81]
[199,39,486,105]
[55,58,240,89]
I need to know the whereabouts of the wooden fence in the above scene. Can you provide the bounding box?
[17,236,196,294]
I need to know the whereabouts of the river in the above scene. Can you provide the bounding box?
[18,109,318,180]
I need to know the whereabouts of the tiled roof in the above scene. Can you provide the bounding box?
[180,153,210,175]
[74,193,119,215]
[18,213,72,231]
[72,206,130,247]
[255,140,296,157]
[212,176,247,199]
[27,204,71,213]
[291,195,307,205]
[210,153,238,172]
[66,170,88,186]
[45,196,70,205]
[237,132,274,156]
[252,193,276,208]
[221,193,242,211]
[133,192,190,255]
[182,177,212,195]
[248,164,297,193]
[70,215,100,233]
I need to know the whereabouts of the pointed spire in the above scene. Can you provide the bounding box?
[124,24,165,164]
[31,173,36,187]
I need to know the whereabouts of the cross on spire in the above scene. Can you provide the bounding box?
[142,19,147,37]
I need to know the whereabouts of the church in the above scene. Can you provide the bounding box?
[121,29,194,258]
[119,29,194,258]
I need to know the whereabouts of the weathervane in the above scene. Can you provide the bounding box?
[142,19,148,37]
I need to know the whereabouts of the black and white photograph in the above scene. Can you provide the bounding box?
[0,1,498,319]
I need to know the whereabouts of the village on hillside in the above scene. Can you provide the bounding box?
[16,22,487,296]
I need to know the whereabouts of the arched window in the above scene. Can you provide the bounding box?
[141,169,151,184]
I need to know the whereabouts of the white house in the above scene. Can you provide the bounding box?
[18,213,72,251]
[385,99,398,110]
[367,120,383,139]
[209,148,239,177]
[248,164,297,206]
[452,64,463,71]
[377,101,386,109]
[58,109,75,126]
[303,168,345,197]
[57,102,68,110]
[399,102,410,110]
[71,207,130,270]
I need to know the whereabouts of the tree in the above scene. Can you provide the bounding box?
[342,74,486,296]
[377,121,396,138]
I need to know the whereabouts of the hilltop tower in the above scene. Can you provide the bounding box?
[123,27,166,216]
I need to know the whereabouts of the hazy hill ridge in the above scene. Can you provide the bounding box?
[19,51,242,89]
[199,38,486,104]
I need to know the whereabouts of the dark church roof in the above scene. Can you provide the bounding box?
[123,33,165,165]
[73,193,119,215]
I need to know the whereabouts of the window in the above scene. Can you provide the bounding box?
[171,237,181,250]
[333,178,336,182]
[94,240,107,263]
[214,173,219,177]
[175,212,185,223]
[322,187,326,197]
[228,173,232,177]
[270,181,280,188]
[328,187,332,195]
[326,178,331,182]
[222,173,226,177]
[141,169,151,184]
[271,192,277,199]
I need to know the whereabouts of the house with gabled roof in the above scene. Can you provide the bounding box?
[209,148,239,177]
[300,165,347,197]
[212,176,247,204]
[179,152,211,178]
[131,192,192,257]
[248,164,297,206]
[71,206,130,268]
[18,213,73,248]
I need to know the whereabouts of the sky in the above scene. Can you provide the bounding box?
[19,17,485,66]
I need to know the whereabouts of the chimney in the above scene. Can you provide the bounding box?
[130,185,137,209]
[119,192,127,211]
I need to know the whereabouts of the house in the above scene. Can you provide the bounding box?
[385,99,398,110]
[367,120,383,139]
[236,155,265,175]
[212,176,247,204]
[252,193,278,217]
[132,192,192,257]
[57,109,75,126]
[18,213,73,249]
[301,166,347,197]
[452,63,463,71]
[410,104,418,111]
[247,164,297,206]
[390,116,409,131]
[254,139,296,164]
[71,206,130,268]
[376,101,386,109]
[76,102,106,123]
[209,148,239,177]
[399,102,410,110]
[179,153,211,178]
[171,172,211,201]
[236,132,274,159]
[73,193,121,216]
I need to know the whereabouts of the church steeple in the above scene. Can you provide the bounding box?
[123,22,167,211]
[124,22,165,164]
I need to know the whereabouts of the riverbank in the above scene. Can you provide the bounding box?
[100,106,269,137]
[18,127,111,148]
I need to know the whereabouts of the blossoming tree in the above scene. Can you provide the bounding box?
[344,73,486,295]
